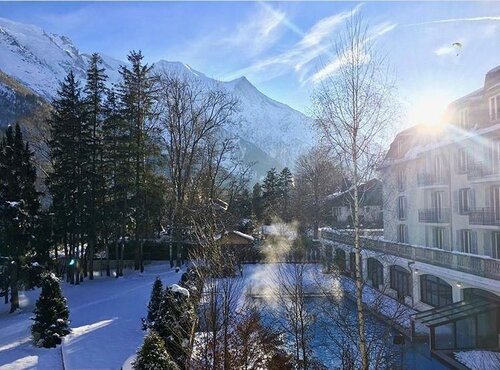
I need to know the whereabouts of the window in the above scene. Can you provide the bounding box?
[420,275,452,307]
[367,258,384,289]
[493,233,500,259]
[434,156,442,182]
[397,168,406,191]
[489,95,500,121]
[397,224,408,243]
[390,265,411,300]
[397,141,404,157]
[460,229,477,254]
[458,108,469,129]
[459,188,473,214]
[492,140,500,173]
[332,207,341,217]
[433,227,445,249]
[457,148,468,173]
[398,196,407,220]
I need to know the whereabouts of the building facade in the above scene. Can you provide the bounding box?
[320,65,500,353]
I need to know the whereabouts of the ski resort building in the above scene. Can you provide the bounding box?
[320,65,500,354]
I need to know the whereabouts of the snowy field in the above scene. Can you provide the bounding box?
[0,262,182,370]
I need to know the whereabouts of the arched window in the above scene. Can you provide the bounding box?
[367,258,384,289]
[390,265,411,300]
[420,275,452,307]
[334,249,346,271]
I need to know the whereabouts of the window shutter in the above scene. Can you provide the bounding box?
[470,189,476,210]
[484,233,493,257]
[471,231,478,254]
[456,230,461,252]
[453,190,459,213]
[485,188,491,207]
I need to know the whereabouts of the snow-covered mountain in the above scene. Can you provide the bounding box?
[0,16,313,172]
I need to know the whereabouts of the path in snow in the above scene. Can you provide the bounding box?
[0,262,182,370]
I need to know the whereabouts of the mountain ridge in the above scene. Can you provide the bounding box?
[0,16,314,175]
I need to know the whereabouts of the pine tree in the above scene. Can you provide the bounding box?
[279,167,294,222]
[48,71,88,285]
[0,123,40,312]
[153,285,196,368]
[31,272,70,348]
[133,330,179,370]
[262,168,280,222]
[102,88,132,277]
[143,277,163,330]
[252,183,264,222]
[118,50,158,272]
[83,53,108,280]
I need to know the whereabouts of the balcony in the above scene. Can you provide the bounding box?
[417,173,448,187]
[467,161,500,180]
[320,230,500,280]
[469,207,500,226]
[418,208,450,223]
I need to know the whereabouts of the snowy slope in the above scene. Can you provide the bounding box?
[0,16,313,170]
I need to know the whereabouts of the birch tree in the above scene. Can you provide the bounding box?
[311,15,395,370]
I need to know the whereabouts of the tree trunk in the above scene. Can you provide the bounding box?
[140,240,144,273]
[353,151,369,370]
[115,238,120,278]
[106,238,110,277]
[89,238,94,280]
[9,262,19,313]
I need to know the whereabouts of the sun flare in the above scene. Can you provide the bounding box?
[407,90,451,131]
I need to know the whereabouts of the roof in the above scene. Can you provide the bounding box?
[412,299,498,328]
[327,178,382,207]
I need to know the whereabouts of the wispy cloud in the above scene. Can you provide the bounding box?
[434,44,456,56]
[224,3,365,83]
[310,50,371,84]
[219,5,287,57]
[407,16,500,27]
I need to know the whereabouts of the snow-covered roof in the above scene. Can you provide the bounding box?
[230,230,254,242]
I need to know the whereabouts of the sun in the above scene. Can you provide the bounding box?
[407,90,451,130]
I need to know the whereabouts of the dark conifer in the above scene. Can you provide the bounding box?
[142,277,163,330]
[83,53,108,280]
[0,123,40,312]
[133,330,179,370]
[31,272,70,347]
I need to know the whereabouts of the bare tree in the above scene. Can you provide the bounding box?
[271,263,316,369]
[156,73,239,267]
[312,15,395,370]
[294,145,341,239]
[188,206,244,370]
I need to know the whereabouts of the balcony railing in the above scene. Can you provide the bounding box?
[320,230,500,280]
[467,161,500,180]
[469,207,500,226]
[417,173,448,187]
[418,208,450,223]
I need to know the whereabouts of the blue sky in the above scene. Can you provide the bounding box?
[1,1,500,125]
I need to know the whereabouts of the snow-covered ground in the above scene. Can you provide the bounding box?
[455,351,500,370]
[0,262,182,370]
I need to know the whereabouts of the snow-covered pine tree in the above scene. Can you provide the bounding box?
[142,277,163,330]
[133,330,179,370]
[31,272,70,347]
[0,123,40,312]
[83,53,108,281]
[153,284,196,369]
